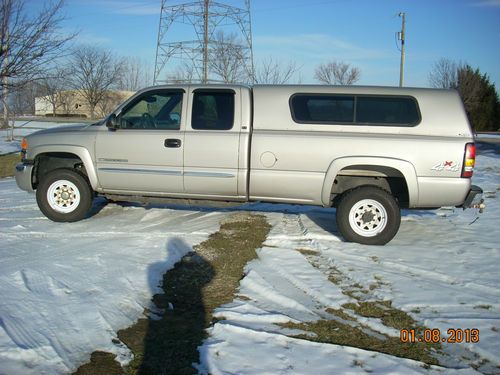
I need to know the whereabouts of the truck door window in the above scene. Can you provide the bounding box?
[191,91,234,130]
[120,91,183,130]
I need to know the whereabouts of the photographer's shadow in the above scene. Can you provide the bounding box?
[139,237,214,374]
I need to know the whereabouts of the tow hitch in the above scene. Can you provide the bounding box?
[463,185,485,213]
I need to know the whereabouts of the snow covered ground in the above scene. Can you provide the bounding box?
[200,149,500,375]
[0,124,499,374]
[0,189,228,374]
[0,121,79,155]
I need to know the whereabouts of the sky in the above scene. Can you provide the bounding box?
[40,0,500,87]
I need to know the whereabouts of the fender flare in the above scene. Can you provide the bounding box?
[321,156,419,207]
[31,145,100,190]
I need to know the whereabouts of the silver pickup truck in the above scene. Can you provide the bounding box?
[15,85,483,245]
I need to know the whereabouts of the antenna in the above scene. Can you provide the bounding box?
[153,0,255,84]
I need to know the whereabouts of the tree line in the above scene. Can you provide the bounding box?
[429,58,500,132]
[1,0,152,124]
[0,0,362,124]
[1,0,498,132]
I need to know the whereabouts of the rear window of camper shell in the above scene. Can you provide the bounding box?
[290,94,421,126]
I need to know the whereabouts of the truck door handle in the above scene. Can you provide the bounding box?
[165,139,181,148]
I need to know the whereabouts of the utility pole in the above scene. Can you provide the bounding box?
[398,12,406,87]
[203,0,209,83]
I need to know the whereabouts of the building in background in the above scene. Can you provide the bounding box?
[35,90,134,119]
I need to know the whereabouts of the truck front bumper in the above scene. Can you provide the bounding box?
[15,162,35,193]
[462,185,485,211]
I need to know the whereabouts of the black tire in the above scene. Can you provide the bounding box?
[336,186,401,245]
[36,169,93,222]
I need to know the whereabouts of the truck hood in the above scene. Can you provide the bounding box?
[30,123,99,136]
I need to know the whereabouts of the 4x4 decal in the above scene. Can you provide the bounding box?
[431,161,460,172]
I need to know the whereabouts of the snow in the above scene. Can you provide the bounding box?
[200,324,478,375]
[199,150,500,375]
[0,121,78,155]
[0,137,499,374]
[0,189,226,374]
[475,133,500,140]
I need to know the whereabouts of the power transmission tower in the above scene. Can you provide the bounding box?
[154,0,255,84]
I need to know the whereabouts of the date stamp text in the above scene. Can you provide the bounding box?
[400,328,479,344]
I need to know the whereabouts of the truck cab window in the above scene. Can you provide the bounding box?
[120,92,183,130]
[192,91,234,130]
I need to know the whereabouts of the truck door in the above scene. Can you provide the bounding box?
[183,88,241,197]
[95,89,186,194]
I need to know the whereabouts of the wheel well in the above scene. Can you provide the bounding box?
[34,153,87,188]
[331,165,409,208]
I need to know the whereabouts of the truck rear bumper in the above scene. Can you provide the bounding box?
[15,163,34,193]
[461,185,484,209]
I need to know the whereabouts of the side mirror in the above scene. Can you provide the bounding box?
[106,114,119,130]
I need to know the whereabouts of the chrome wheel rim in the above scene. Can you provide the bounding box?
[348,199,387,237]
[47,180,80,213]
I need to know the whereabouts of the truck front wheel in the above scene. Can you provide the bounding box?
[336,186,400,245]
[36,169,93,222]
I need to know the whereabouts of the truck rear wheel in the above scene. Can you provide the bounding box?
[36,169,93,222]
[336,186,400,245]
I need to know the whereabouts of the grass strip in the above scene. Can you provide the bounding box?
[0,153,19,178]
[73,213,270,375]
[281,315,440,366]
[281,296,441,365]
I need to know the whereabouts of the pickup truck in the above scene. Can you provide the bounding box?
[15,85,483,245]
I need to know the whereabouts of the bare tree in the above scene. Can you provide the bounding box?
[428,59,499,131]
[10,81,43,115]
[0,0,74,127]
[209,30,247,83]
[120,57,152,91]
[428,58,459,89]
[167,62,196,84]
[254,57,301,84]
[0,0,73,89]
[38,67,70,115]
[428,58,482,121]
[59,90,76,115]
[314,60,361,85]
[3,81,43,139]
[96,91,124,118]
[69,46,124,119]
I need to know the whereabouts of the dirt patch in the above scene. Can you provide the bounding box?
[73,352,123,375]
[72,213,270,375]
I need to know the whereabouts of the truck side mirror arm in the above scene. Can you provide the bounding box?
[106,114,119,131]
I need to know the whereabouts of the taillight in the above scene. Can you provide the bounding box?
[461,143,476,178]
